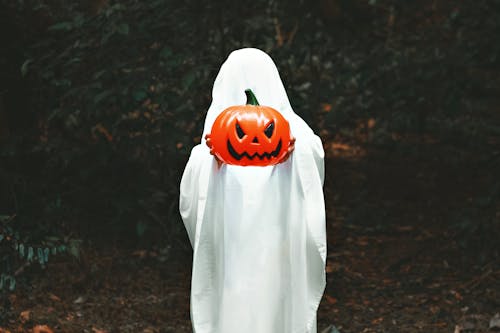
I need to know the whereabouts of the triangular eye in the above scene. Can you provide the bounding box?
[236,122,246,139]
[264,121,274,138]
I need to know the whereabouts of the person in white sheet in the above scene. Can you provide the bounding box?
[179,48,326,333]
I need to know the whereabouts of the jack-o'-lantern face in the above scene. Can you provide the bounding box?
[208,89,291,166]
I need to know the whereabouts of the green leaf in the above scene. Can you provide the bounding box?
[101,30,114,44]
[41,70,54,80]
[116,23,129,35]
[105,3,126,17]
[182,72,196,90]
[21,59,33,77]
[66,57,82,65]
[73,13,85,28]
[133,90,148,102]
[69,244,79,259]
[93,70,107,79]
[48,21,73,31]
[9,277,16,291]
[136,221,147,238]
[44,248,50,263]
[27,247,34,262]
[68,240,82,259]
[51,78,72,87]
[160,47,172,59]
[38,248,44,265]
[94,90,114,105]
[19,243,25,258]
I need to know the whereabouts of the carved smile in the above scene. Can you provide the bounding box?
[227,139,283,161]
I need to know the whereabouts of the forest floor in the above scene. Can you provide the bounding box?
[2,139,499,333]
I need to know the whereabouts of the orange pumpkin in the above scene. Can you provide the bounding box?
[207,89,291,166]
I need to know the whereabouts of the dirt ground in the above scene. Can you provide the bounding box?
[2,140,499,333]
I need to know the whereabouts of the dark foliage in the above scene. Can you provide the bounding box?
[0,0,499,289]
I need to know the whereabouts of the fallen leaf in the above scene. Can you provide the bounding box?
[450,290,463,301]
[490,313,500,330]
[73,296,86,304]
[434,322,447,327]
[20,310,30,323]
[32,325,53,333]
[331,143,351,151]
[93,123,113,142]
[321,103,333,112]
[132,250,148,258]
[396,225,413,232]
[324,295,337,304]
[356,239,369,246]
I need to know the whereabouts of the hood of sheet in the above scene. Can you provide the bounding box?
[180,48,326,333]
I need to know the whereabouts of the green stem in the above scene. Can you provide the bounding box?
[245,89,260,106]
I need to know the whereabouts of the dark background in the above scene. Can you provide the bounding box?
[0,0,499,332]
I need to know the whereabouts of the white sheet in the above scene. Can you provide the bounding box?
[180,48,326,333]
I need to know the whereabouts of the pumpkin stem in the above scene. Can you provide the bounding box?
[245,89,260,106]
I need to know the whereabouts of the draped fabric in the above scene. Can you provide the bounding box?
[180,48,326,333]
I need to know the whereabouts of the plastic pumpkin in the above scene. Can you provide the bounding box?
[207,89,291,166]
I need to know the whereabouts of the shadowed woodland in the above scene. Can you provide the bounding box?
[0,0,499,332]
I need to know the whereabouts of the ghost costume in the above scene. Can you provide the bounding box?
[179,48,326,333]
